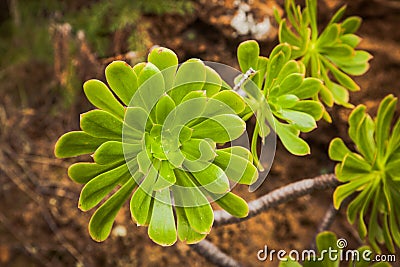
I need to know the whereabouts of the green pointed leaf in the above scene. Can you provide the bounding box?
[203,66,222,97]
[171,95,207,127]
[355,115,376,162]
[271,38,293,61]
[214,150,258,185]
[279,20,302,47]
[68,162,122,184]
[55,131,107,158]
[328,82,352,107]
[291,100,324,120]
[80,110,123,140]
[94,141,140,165]
[177,125,193,143]
[317,24,340,47]
[137,62,161,87]
[333,178,370,209]
[181,138,216,163]
[237,40,260,72]
[191,114,245,143]
[170,59,206,103]
[336,51,372,76]
[124,107,150,137]
[279,74,304,95]
[276,60,301,85]
[348,105,366,142]
[105,61,138,105]
[387,158,400,179]
[181,90,206,103]
[137,150,152,174]
[214,192,249,218]
[293,77,323,99]
[173,169,213,233]
[148,47,178,90]
[387,119,400,156]
[148,188,177,246]
[339,153,372,181]
[277,94,299,108]
[340,34,361,48]
[155,94,176,124]
[79,163,132,211]
[218,146,253,162]
[210,90,246,114]
[134,63,165,114]
[319,83,335,107]
[255,56,268,88]
[153,160,176,190]
[176,207,206,244]
[280,109,317,132]
[347,181,375,224]
[275,121,310,156]
[83,79,125,119]
[329,138,351,161]
[310,51,321,77]
[341,16,362,34]
[148,47,178,71]
[327,62,360,91]
[132,62,146,76]
[130,165,157,226]
[375,95,397,161]
[191,163,230,194]
[265,51,287,89]
[89,178,135,242]
[328,5,346,25]
[320,44,354,59]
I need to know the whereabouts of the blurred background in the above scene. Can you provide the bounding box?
[0,0,399,266]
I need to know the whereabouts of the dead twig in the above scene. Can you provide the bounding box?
[0,211,50,266]
[0,147,86,266]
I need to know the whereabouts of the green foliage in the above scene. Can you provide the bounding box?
[274,0,372,114]
[69,0,193,57]
[236,40,324,159]
[0,0,60,68]
[279,231,391,266]
[55,47,257,245]
[329,95,400,253]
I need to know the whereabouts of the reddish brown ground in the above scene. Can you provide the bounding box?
[0,0,399,266]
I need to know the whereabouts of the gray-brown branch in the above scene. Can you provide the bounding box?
[214,174,339,227]
[310,203,339,250]
[190,239,242,267]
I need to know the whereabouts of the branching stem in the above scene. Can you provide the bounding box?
[214,174,339,227]
[190,239,242,267]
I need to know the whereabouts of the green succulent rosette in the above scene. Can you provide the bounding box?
[329,95,400,253]
[274,0,372,114]
[236,40,324,158]
[55,47,259,245]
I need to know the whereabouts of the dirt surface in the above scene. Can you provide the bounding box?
[1,0,400,266]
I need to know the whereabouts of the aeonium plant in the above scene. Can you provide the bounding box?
[329,95,400,253]
[54,47,259,245]
[236,40,324,158]
[274,0,372,116]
